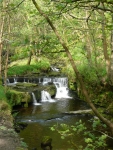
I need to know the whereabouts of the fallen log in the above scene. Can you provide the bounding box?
[65,109,92,114]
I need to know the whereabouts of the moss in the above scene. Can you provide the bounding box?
[45,85,56,97]
[0,101,10,111]
[6,90,31,107]
[16,82,37,87]
[0,85,7,100]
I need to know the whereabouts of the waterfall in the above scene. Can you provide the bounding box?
[53,77,72,99]
[43,78,52,85]
[6,78,17,86]
[6,76,72,100]
[24,78,26,83]
[14,78,17,83]
[51,66,59,72]
[41,90,55,102]
[39,78,41,83]
[32,92,41,105]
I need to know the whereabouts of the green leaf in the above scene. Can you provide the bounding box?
[50,127,55,131]
[85,138,93,143]
[61,136,65,139]
[72,127,77,131]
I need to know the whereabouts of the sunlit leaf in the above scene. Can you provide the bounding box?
[61,136,65,139]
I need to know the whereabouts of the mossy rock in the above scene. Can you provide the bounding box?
[36,84,56,98]
[44,84,56,97]
[41,136,52,149]
[6,90,31,106]
[16,82,38,87]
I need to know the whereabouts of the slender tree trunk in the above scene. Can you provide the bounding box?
[109,13,113,85]
[27,51,32,65]
[0,40,2,84]
[100,3,110,77]
[4,13,10,89]
[0,16,4,84]
[32,0,113,134]
[83,12,93,67]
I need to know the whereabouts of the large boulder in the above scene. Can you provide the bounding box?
[6,90,31,107]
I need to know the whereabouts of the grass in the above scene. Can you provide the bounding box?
[8,56,50,76]
[0,85,7,100]
[0,85,11,116]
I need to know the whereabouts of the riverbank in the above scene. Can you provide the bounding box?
[0,111,27,150]
[0,100,28,150]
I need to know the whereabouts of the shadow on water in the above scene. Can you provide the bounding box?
[15,97,93,150]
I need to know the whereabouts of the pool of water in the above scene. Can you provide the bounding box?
[15,97,93,150]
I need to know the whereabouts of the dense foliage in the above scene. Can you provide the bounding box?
[0,0,113,149]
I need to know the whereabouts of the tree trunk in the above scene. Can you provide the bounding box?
[4,13,11,89]
[0,15,4,84]
[100,3,110,77]
[0,40,2,84]
[82,12,93,67]
[27,51,32,65]
[109,13,113,85]
[32,0,113,134]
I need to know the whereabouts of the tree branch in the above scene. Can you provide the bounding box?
[6,0,26,12]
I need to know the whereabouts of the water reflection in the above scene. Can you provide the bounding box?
[16,98,91,150]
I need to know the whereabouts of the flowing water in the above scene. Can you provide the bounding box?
[15,97,91,150]
[12,76,92,150]
[6,76,113,149]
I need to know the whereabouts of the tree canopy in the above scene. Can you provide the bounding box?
[1,0,113,136]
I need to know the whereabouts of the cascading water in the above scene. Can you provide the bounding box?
[6,76,72,103]
[51,66,59,72]
[13,75,98,150]
[6,78,17,86]
[53,77,72,99]
[42,77,72,99]
[42,78,52,85]
[32,92,41,105]
[14,78,17,83]
[41,90,55,102]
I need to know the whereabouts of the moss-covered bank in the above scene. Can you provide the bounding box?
[0,85,28,150]
[6,90,31,107]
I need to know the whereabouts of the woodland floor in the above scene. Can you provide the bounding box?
[0,113,27,150]
[0,131,20,150]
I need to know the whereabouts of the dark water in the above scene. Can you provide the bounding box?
[15,97,93,150]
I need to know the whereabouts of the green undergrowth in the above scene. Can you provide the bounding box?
[0,85,7,100]
[0,85,28,150]
[8,57,50,76]
[6,90,31,107]
[0,85,11,113]
[50,119,108,150]
[0,85,12,128]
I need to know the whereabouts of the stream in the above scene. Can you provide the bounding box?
[15,98,91,150]
[10,76,93,150]
[5,73,113,150]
